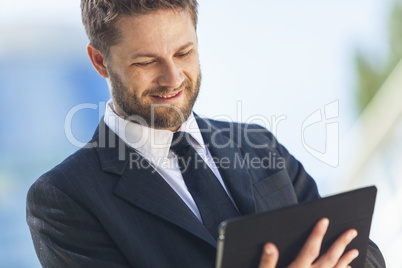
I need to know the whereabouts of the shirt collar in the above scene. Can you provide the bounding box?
[104,99,206,161]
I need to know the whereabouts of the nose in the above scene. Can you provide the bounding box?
[157,60,184,89]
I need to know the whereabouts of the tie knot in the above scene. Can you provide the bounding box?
[170,131,192,155]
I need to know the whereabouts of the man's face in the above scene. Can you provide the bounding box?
[105,9,201,130]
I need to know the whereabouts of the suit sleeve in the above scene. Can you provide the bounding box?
[267,128,386,267]
[365,241,386,268]
[26,176,131,268]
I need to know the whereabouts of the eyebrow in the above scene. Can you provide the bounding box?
[130,42,194,60]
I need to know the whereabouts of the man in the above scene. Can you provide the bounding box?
[26,1,385,267]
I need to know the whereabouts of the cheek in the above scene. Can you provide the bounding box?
[183,60,200,79]
[121,70,151,93]
[190,56,200,74]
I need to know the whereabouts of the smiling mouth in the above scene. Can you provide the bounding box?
[157,92,180,99]
[151,90,183,100]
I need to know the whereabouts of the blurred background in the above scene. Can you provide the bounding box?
[1,0,401,267]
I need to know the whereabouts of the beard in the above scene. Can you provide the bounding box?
[107,68,201,130]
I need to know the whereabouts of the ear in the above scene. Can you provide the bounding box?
[87,44,109,78]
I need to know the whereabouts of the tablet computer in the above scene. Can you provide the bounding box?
[216,186,377,268]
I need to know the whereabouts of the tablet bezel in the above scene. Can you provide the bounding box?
[216,186,377,268]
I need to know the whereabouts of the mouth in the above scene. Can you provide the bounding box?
[150,90,183,101]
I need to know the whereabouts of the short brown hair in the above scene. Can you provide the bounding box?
[81,0,198,59]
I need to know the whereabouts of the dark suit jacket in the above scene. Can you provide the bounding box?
[27,116,385,267]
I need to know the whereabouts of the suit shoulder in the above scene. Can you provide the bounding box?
[30,145,100,190]
[203,117,272,131]
[202,117,278,145]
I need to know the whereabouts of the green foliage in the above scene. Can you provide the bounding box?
[355,0,402,114]
[389,1,402,61]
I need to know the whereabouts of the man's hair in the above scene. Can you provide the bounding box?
[81,0,198,59]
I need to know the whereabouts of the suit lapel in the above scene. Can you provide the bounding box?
[93,120,216,247]
[196,116,256,216]
[113,152,216,247]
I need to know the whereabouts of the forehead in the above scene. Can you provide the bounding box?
[111,9,197,58]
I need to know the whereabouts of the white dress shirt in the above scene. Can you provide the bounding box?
[104,99,233,221]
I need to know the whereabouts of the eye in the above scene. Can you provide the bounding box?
[176,50,192,58]
[133,60,155,67]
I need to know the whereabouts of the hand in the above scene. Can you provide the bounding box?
[258,218,359,268]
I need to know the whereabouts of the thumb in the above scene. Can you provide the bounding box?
[258,243,279,268]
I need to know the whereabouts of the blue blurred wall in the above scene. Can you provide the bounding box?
[0,25,110,267]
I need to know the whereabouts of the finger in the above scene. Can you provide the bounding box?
[258,243,279,268]
[315,229,358,267]
[334,249,359,268]
[290,218,329,266]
